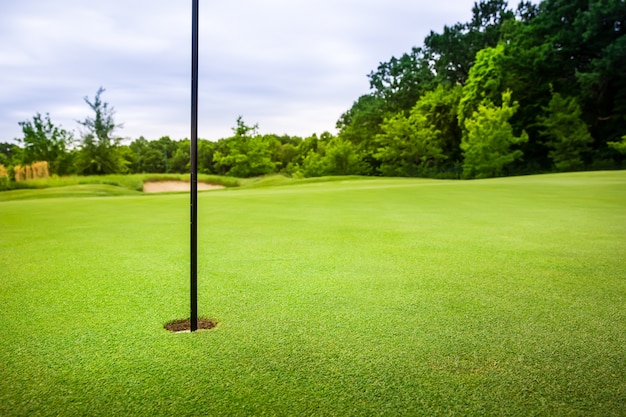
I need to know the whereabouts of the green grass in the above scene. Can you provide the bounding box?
[238,174,368,188]
[1,171,625,416]
[0,173,368,202]
[0,184,142,201]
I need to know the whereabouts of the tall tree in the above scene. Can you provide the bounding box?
[574,0,626,144]
[457,43,507,130]
[337,93,389,172]
[367,47,436,113]
[537,92,593,171]
[298,132,367,177]
[128,136,149,173]
[170,139,191,173]
[17,113,73,174]
[424,22,474,86]
[507,0,626,141]
[413,85,463,164]
[141,136,177,173]
[425,0,514,86]
[0,142,20,168]
[374,107,446,177]
[197,139,216,174]
[76,87,126,175]
[213,117,276,177]
[461,90,528,178]
[322,137,369,176]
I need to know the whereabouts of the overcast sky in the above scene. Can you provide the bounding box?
[1,0,484,143]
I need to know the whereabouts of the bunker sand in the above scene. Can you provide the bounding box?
[143,181,224,193]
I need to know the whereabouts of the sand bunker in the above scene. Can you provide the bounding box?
[143,181,225,193]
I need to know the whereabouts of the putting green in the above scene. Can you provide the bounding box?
[1,171,624,416]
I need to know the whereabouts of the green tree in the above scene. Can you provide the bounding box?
[424,0,514,86]
[76,87,126,175]
[141,148,165,173]
[170,139,191,173]
[336,0,535,177]
[367,47,436,114]
[457,43,507,129]
[574,0,626,144]
[300,149,327,178]
[140,136,177,173]
[293,133,322,176]
[504,0,626,150]
[375,106,446,177]
[0,142,21,169]
[128,136,149,173]
[337,94,389,173]
[213,117,276,177]
[607,135,626,154]
[198,139,216,174]
[298,133,368,177]
[334,0,626,176]
[323,137,369,176]
[17,113,73,175]
[276,142,300,175]
[461,90,528,179]
[412,85,463,164]
[538,92,593,171]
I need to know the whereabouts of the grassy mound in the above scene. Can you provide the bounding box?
[0,171,624,415]
[0,184,142,201]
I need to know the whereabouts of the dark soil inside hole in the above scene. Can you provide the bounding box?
[164,318,217,332]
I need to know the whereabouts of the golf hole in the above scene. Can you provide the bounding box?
[164,318,217,333]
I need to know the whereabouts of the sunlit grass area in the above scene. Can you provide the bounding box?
[1,171,625,416]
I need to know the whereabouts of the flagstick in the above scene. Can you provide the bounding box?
[189,0,199,332]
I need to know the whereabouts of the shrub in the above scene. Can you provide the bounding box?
[537,92,593,171]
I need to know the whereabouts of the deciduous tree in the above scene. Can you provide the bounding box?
[538,92,593,171]
[213,117,276,177]
[461,90,528,178]
[375,105,445,177]
[457,44,507,130]
[425,0,514,86]
[323,137,369,176]
[17,113,73,174]
[368,47,436,113]
[607,135,626,154]
[76,87,126,175]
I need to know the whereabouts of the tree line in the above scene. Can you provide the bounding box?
[0,88,382,180]
[2,0,625,182]
[337,0,626,178]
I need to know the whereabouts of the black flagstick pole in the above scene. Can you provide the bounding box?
[190,0,199,332]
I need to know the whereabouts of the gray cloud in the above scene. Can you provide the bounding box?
[1,0,479,143]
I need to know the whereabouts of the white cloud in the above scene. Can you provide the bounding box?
[1,0,480,143]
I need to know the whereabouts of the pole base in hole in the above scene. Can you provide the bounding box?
[164,318,217,332]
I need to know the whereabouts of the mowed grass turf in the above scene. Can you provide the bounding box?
[0,171,625,416]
